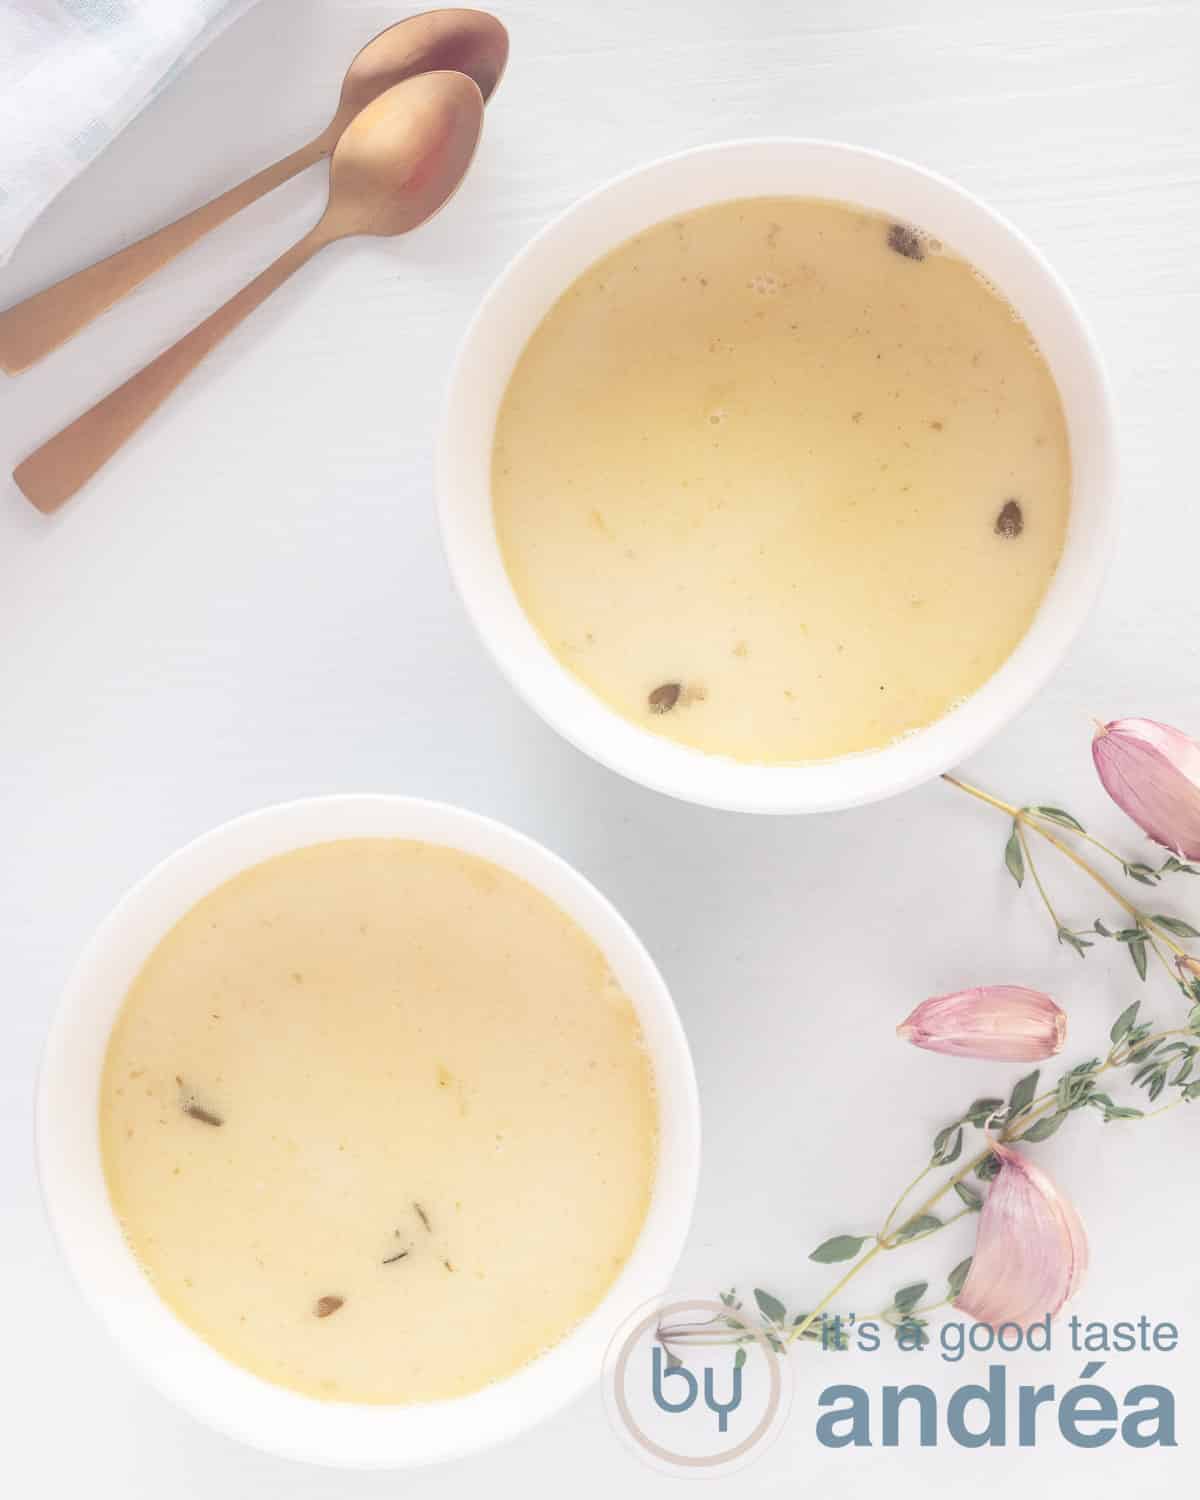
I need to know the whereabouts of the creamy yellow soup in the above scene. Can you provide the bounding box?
[493,197,1070,763]
[100,839,657,1404]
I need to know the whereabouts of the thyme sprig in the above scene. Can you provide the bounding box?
[661,775,1200,1364]
[944,775,1200,997]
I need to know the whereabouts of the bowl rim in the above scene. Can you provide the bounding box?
[436,137,1118,814]
[35,794,701,1468]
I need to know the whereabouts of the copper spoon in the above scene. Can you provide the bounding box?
[14,71,484,514]
[0,9,506,375]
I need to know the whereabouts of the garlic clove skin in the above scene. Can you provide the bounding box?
[897,986,1066,1061]
[955,1143,1089,1328]
[1092,717,1200,860]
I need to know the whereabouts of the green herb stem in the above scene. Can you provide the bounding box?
[1015,820,1067,934]
[942,774,1190,959]
[879,1163,935,1240]
[780,1025,1193,1350]
[787,1242,888,1345]
[679,777,1199,1368]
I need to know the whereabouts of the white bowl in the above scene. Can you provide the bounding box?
[36,796,701,1468]
[438,140,1117,814]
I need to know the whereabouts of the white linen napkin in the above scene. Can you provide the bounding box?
[0,0,260,267]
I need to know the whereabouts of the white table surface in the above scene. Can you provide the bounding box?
[3,1,1198,1494]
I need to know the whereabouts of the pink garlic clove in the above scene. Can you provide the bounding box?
[1092,718,1200,860]
[955,1143,1089,1328]
[897,986,1066,1061]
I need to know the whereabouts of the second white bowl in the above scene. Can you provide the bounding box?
[36,796,701,1468]
[438,139,1117,814]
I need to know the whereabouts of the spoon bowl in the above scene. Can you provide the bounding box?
[324,70,485,240]
[327,8,507,141]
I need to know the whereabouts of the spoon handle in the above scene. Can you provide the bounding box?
[14,229,328,514]
[0,139,325,375]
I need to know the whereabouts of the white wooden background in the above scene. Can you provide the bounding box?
[2,1,1198,1494]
